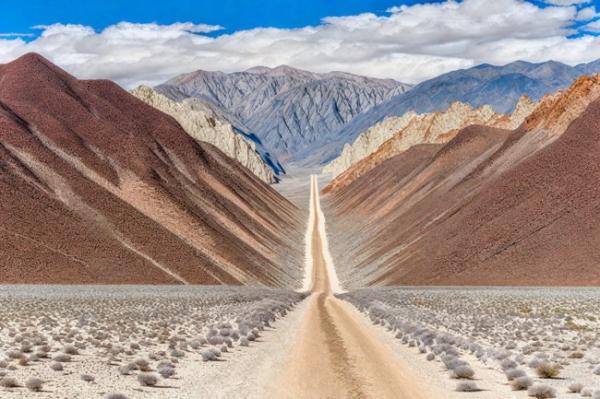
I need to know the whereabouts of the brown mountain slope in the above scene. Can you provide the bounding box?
[325,75,600,287]
[323,97,536,194]
[0,53,303,285]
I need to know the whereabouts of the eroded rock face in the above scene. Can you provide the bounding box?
[156,65,411,164]
[131,86,278,183]
[323,97,536,193]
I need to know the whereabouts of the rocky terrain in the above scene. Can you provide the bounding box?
[333,59,600,154]
[0,53,304,286]
[131,86,280,183]
[156,65,410,164]
[324,74,600,288]
[323,96,536,181]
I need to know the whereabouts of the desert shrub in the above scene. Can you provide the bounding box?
[505,368,526,381]
[511,376,533,391]
[567,382,584,393]
[158,367,175,378]
[103,394,129,399]
[527,384,556,398]
[0,377,20,388]
[50,362,63,371]
[240,337,249,347]
[581,387,593,397]
[201,349,216,362]
[134,358,151,371]
[81,374,95,383]
[456,381,479,392]
[25,377,44,392]
[535,362,560,378]
[426,353,435,361]
[450,365,475,379]
[501,358,518,370]
[118,365,132,375]
[568,351,584,359]
[137,373,158,387]
[52,353,71,363]
[170,349,184,358]
[62,345,78,355]
[6,350,23,360]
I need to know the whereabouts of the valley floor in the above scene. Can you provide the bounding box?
[2,176,600,399]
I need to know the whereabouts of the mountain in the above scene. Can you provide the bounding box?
[0,53,304,286]
[155,65,411,164]
[323,74,600,288]
[331,60,600,161]
[323,96,536,190]
[131,85,281,183]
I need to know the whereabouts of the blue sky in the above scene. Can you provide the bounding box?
[1,0,446,37]
[1,0,599,87]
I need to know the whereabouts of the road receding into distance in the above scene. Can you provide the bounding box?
[274,175,440,399]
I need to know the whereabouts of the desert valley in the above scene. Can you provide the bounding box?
[2,1,600,397]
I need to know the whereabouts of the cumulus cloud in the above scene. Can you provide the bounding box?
[543,0,590,5]
[0,0,599,87]
[575,6,598,20]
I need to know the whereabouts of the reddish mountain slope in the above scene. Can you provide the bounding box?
[325,75,600,287]
[0,53,303,285]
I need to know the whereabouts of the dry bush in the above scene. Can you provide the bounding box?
[25,377,44,392]
[137,373,158,387]
[456,381,479,392]
[527,384,556,398]
[534,362,560,378]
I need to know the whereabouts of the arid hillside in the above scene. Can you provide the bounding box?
[324,74,600,288]
[0,53,303,285]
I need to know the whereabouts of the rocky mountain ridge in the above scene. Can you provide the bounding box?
[332,59,600,158]
[156,65,411,164]
[323,96,536,191]
[131,85,280,183]
[324,73,600,288]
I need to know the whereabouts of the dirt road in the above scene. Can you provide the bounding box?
[273,176,440,399]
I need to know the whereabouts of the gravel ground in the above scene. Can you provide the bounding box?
[0,285,306,399]
[339,287,600,398]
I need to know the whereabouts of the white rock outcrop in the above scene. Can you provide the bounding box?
[324,97,536,178]
[132,86,277,183]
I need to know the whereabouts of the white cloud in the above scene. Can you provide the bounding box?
[544,0,590,5]
[0,0,599,87]
[575,6,597,20]
[583,19,600,31]
[0,33,35,38]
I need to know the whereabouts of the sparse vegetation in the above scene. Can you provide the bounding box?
[527,384,556,398]
[0,286,304,398]
[25,377,44,392]
[456,380,479,392]
[137,372,158,387]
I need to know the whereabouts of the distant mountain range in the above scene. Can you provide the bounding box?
[326,59,600,163]
[155,65,411,165]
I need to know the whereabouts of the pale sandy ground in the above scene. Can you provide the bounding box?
[1,298,310,399]
[365,319,600,399]
[271,176,444,399]
[4,175,598,399]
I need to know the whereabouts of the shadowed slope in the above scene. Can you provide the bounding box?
[325,75,600,287]
[0,53,303,285]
